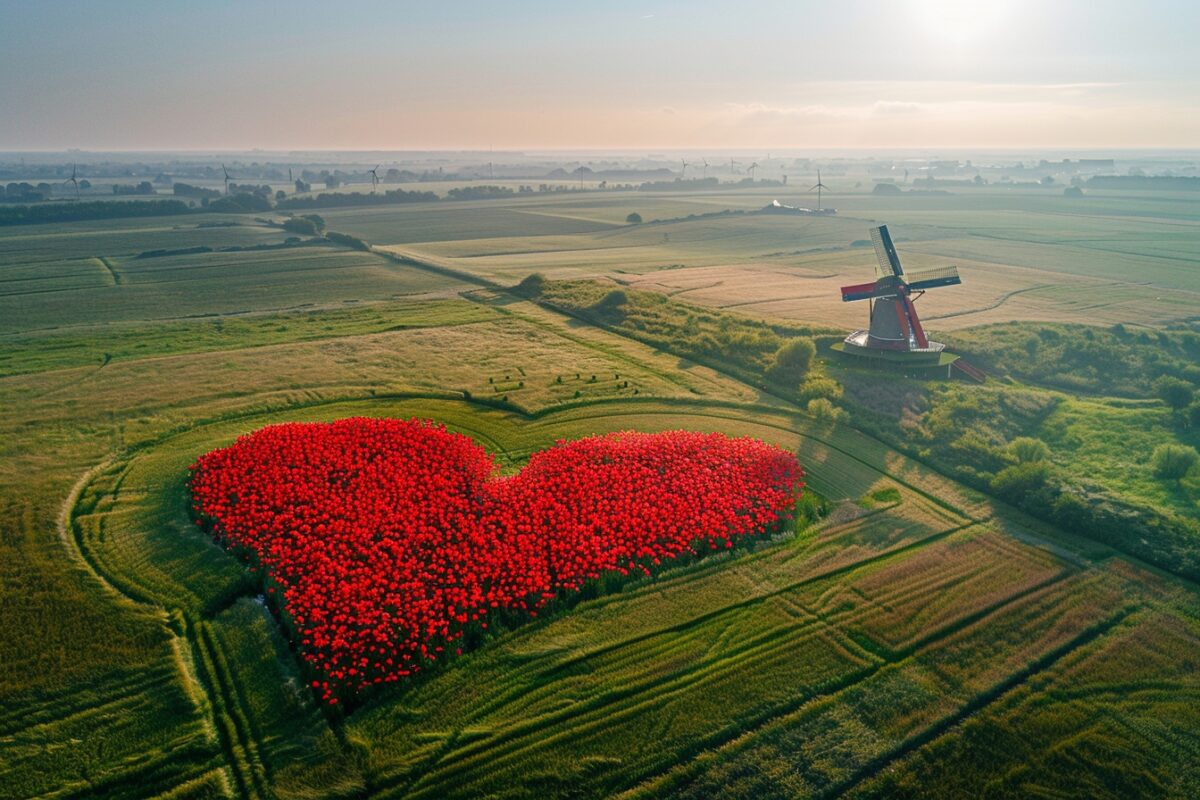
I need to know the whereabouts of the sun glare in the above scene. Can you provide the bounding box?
[912,0,1015,47]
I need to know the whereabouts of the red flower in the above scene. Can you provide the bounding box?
[190,418,803,703]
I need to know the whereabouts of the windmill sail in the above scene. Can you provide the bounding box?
[905,265,962,291]
[870,225,904,277]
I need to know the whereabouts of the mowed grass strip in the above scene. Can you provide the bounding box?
[0,298,498,377]
[0,246,470,333]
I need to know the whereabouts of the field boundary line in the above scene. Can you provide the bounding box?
[57,457,163,614]
[616,570,1081,800]
[398,561,1075,800]
[97,255,121,285]
[815,603,1138,800]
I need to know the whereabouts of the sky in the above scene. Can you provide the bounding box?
[1,0,1197,151]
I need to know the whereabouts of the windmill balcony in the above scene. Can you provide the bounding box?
[843,329,946,354]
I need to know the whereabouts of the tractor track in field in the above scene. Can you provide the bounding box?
[614,572,1085,800]
[97,255,122,285]
[813,604,1138,800]
[58,457,268,800]
[922,283,1053,322]
[390,567,1077,800]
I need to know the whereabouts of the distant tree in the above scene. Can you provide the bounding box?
[1151,443,1199,481]
[593,289,628,317]
[295,179,311,193]
[282,216,319,236]
[79,179,91,189]
[1154,375,1194,410]
[1063,186,1084,198]
[325,231,370,251]
[1008,436,1050,463]
[513,272,546,298]
[208,193,271,213]
[626,212,642,224]
[766,338,816,387]
[301,213,325,232]
[1040,175,1055,185]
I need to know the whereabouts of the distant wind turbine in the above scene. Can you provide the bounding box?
[748,162,760,180]
[221,164,231,195]
[370,165,380,193]
[701,158,709,179]
[729,158,740,175]
[63,163,79,200]
[680,159,690,180]
[809,170,830,211]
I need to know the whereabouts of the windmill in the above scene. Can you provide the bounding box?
[680,159,690,180]
[747,162,759,180]
[221,164,231,195]
[701,157,709,179]
[729,158,740,175]
[809,170,829,211]
[369,164,381,193]
[838,225,962,355]
[63,163,80,200]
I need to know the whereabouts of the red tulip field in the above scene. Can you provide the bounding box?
[189,417,803,703]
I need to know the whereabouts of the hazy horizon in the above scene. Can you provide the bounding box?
[3,0,1197,152]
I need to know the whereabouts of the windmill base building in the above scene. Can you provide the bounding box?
[830,225,985,381]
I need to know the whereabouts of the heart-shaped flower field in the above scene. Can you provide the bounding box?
[190,418,803,704]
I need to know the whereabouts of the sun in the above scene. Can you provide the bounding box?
[911,0,1016,47]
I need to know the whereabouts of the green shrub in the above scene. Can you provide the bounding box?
[806,398,843,422]
[625,212,642,224]
[1154,375,1194,410]
[1052,491,1090,529]
[1008,436,1050,463]
[990,461,1051,500]
[766,338,816,388]
[1151,443,1199,481]
[798,376,843,404]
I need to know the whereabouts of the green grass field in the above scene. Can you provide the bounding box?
[1,186,1198,799]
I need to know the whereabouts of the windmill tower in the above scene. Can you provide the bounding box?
[810,170,829,211]
[221,164,231,195]
[747,162,759,180]
[680,158,690,180]
[370,165,381,193]
[837,225,963,358]
[701,158,709,179]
